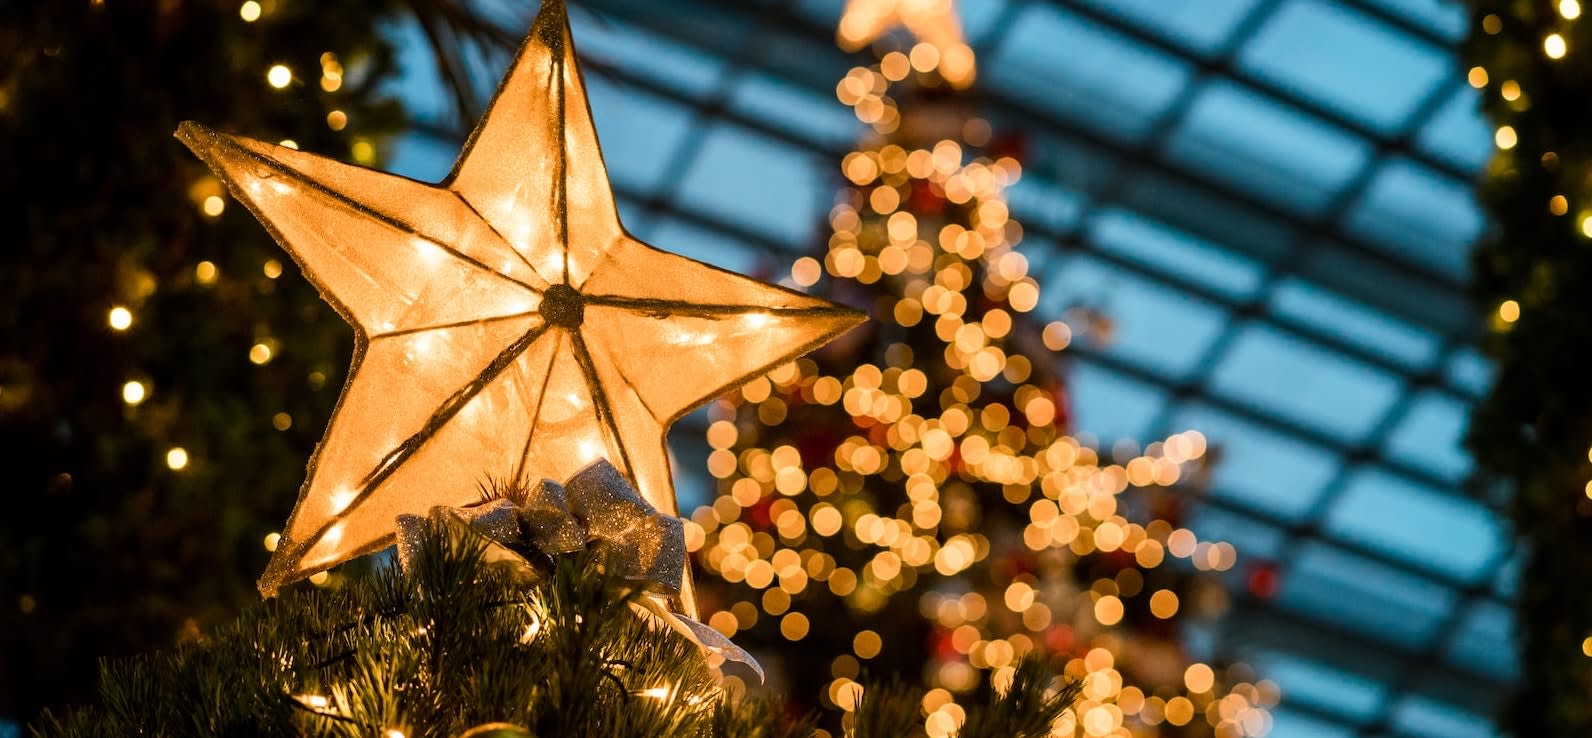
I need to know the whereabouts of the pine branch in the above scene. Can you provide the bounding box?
[31,507,1075,737]
[954,658,1080,738]
[847,677,923,738]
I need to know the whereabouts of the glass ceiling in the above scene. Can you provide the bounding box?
[387,1,1506,736]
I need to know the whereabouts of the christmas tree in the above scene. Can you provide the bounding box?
[35,467,1079,738]
[1463,1,1592,734]
[688,4,1278,736]
[22,2,1081,734]
[0,0,431,721]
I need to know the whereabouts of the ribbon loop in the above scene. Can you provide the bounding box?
[393,459,760,681]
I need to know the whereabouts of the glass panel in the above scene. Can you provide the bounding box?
[987,4,1193,143]
[1384,390,1474,484]
[1070,0,1264,55]
[1237,0,1450,134]
[1268,277,1442,371]
[1208,324,1404,443]
[1278,541,1457,646]
[1171,403,1339,522]
[1252,652,1386,724]
[1267,707,1359,738]
[1492,545,1523,600]
[1361,0,1471,42]
[1443,599,1517,680]
[569,14,727,97]
[588,78,696,195]
[640,215,763,275]
[1042,255,1229,381]
[1417,86,1494,174]
[1117,171,1298,266]
[1066,359,1169,446]
[1445,348,1495,398]
[1088,208,1267,301]
[1325,467,1504,583]
[1161,80,1372,217]
[388,134,465,183]
[728,72,858,149]
[676,123,821,249]
[1343,157,1484,281]
[1186,506,1287,561]
[1389,695,1500,738]
[1007,173,1087,235]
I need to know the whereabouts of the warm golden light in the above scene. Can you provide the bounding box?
[836,0,976,88]
[1184,663,1215,693]
[1094,595,1124,626]
[1546,33,1568,59]
[1564,0,1583,19]
[195,261,219,284]
[178,0,863,605]
[267,64,292,89]
[1467,66,1488,88]
[122,380,146,405]
[108,306,133,331]
[1551,195,1569,216]
[239,1,261,22]
[166,447,189,470]
[690,0,1261,722]
[1498,299,1521,323]
[202,195,225,217]
[1495,125,1518,150]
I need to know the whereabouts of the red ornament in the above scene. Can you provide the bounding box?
[932,627,960,660]
[909,179,947,215]
[1246,561,1281,600]
[745,495,775,530]
[1043,624,1075,654]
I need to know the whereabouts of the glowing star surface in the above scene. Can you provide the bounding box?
[837,0,976,88]
[177,0,863,613]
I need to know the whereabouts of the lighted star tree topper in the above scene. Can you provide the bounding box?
[177,0,863,613]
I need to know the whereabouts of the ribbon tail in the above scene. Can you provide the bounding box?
[633,596,765,684]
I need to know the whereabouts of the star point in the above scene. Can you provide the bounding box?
[179,0,863,614]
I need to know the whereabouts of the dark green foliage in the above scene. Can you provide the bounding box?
[846,678,922,738]
[1462,3,1592,735]
[845,660,1078,738]
[954,658,1079,738]
[0,0,522,721]
[32,517,1071,737]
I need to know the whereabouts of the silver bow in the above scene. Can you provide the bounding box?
[395,460,762,681]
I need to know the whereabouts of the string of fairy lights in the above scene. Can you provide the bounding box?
[1478,0,1577,335]
[109,2,369,589]
[1472,2,1592,518]
[691,20,1277,738]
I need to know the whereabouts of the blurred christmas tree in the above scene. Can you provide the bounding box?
[1463,1,1592,735]
[0,0,515,723]
[688,3,1278,736]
